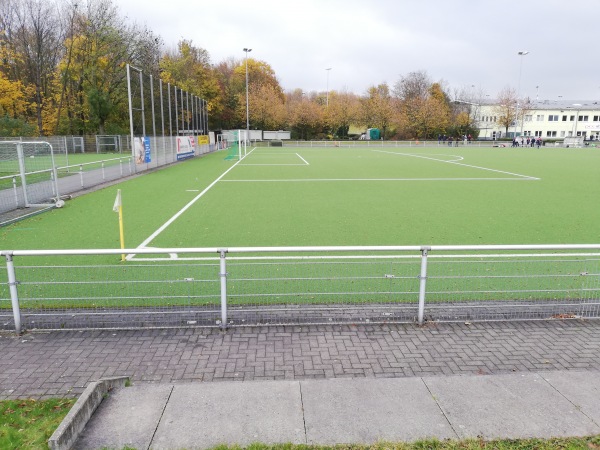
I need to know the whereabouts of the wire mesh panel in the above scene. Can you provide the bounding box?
[224,257,421,326]
[424,255,600,321]
[0,142,58,215]
[8,259,221,330]
[1,247,599,332]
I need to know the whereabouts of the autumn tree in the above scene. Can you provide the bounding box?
[493,86,518,135]
[160,39,221,123]
[324,90,359,139]
[360,83,395,139]
[242,82,286,131]
[1,0,64,134]
[230,58,283,129]
[287,90,324,140]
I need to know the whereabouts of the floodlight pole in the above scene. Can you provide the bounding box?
[514,51,529,140]
[326,68,332,107]
[243,48,252,144]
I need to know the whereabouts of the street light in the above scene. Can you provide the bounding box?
[326,68,332,107]
[514,51,529,139]
[243,48,252,142]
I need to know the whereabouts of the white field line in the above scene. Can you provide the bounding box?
[129,148,256,259]
[238,152,309,166]
[296,153,309,165]
[372,150,540,180]
[221,178,537,182]
[238,164,308,166]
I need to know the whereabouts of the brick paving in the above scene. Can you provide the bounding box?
[1,320,599,399]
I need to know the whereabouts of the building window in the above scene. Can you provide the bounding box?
[560,131,565,137]
[536,115,544,121]
[578,115,589,122]
[548,115,559,121]
[562,115,568,121]
[593,115,599,121]
[524,115,532,122]
[546,131,557,137]
[535,131,542,137]
[570,115,575,121]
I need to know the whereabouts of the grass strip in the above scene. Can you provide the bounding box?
[0,398,75,450]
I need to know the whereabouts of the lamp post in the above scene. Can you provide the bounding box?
[514,51,529,140]
[326,68,332,107]
[243,48,252,142]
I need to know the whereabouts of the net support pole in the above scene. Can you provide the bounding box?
[6,253,22,334]
[16,143,29,207]
[417,247,429,325]
[219,249,228,330]
[126,64,136,172]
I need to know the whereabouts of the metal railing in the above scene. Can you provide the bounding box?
[1,244,599,333]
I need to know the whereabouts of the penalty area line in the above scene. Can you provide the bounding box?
[372,150,540,180]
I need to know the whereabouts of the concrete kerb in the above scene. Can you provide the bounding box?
[48,376,130,450]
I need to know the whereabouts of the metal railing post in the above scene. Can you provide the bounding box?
[417,247,430,325]
[6,253,22,334]
[219,249,228,330]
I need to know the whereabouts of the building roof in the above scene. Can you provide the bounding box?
[479,99,600,111]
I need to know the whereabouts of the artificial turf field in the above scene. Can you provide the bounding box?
[2,143,600,252]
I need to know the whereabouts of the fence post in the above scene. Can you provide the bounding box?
[6,253,22,334]
[219,249,228,330]
[417,247,430,325]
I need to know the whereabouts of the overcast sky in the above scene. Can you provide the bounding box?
[113,0,599,101]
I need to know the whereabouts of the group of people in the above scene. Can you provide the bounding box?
[512,137,543,148]
[437,134,473,146]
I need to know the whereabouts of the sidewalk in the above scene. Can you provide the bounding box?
[1,321,600,448]
[2,321,600,400]
[73,371,600,449]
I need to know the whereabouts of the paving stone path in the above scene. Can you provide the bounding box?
[1,320,599,399]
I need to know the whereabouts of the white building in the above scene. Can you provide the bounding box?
[474,100,600,141]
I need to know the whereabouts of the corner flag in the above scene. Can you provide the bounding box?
[113,189,125,261]
[113,189,122,212]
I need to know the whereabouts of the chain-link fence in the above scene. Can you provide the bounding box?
[1,245,599,332]
[0,141,60,218]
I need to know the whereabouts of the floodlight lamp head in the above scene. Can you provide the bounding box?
[518,51,529,55]
[243,48,252,53]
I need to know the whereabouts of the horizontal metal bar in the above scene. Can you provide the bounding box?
[4,244,600,257]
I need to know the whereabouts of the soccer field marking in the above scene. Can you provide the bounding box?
[238,152,309,166]
[221,177,537,182]
[129,148,257,258]
[296,153,309,165]
[186,189,200,192]
[372,150,540,180]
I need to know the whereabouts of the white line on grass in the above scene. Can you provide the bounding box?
[130,148,256,257]
[221,178,537,182]
[296,153,309,165]
[372,150,540,180]
[238,164,308,166]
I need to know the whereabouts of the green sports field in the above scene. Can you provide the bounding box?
[2,144,600,251]
[1,144,599,321]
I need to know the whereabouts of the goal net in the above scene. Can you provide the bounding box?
[222,130,247,160]
[563,136,584,148]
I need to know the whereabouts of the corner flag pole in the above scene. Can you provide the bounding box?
[113,189,125,261]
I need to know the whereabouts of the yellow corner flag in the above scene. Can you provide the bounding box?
[113,189,125,261]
